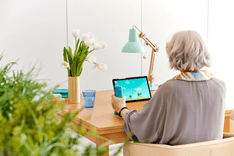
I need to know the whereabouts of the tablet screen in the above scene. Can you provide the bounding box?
[112,76,151,102]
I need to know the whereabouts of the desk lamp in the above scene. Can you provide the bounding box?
[122,25,159,90]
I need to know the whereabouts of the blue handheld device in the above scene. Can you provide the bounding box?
[114,85,123,115]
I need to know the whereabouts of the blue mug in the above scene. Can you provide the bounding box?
[114,85,123,115]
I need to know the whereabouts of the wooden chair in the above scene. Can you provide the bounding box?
[123,133,234,156]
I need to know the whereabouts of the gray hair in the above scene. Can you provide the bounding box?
[166,30,211,72]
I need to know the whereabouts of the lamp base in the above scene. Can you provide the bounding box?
[150,82,158,91]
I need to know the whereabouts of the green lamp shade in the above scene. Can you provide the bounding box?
[122,29,145,53]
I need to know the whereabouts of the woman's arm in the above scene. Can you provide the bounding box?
[121,109,129,119]
[121,84,160,120]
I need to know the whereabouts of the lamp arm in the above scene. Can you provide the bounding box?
[132,25,142,33]
[148,49,156,83]
[132,26,157,51]
[132,25,159,85]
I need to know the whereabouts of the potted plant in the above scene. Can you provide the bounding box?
[62,29,107,104]
[0,56,137,156]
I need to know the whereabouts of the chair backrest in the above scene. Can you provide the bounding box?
[123,133,234,156]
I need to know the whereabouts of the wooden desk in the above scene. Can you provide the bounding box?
[224,108,233,132]
[59,90,233,156]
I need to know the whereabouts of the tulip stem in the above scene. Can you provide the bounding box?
[75,37,77,46]
[88,49,95,54]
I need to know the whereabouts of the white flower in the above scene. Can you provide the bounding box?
[61,61,69,69]
[93,64,98,69]
[81,33,90,41]
[91,36,97,45]
[97,63,107,72]
[84,38,93,47]
[72,29,80,38]
[87,31,95,38]
[93,41,98,45]
[93,43,102,50]
[99,40,107,49]
[87,56,96,63]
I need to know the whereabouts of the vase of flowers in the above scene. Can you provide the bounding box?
[61,29,107,104]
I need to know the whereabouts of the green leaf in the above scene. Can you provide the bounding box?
[88,49,95,54]
[75,38,80,55]
[63,47,68,62]
[78,41,83,52]
[13,126,22,136]
[0,55,129,156]
[77,67,83,77]
[67,68,70,76]
[70,57,80,77]
[72,52,80,64]
[68,47,73,59]
[79,126,87,136]
[65,48,73,68]
[78,41,85,57]
[85,46,89,54]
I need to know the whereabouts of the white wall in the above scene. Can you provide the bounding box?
[0,0,66,89]
[0,0,209,93]
[141,0,208,85]
[209,0,234,109]
[67,0,142,91]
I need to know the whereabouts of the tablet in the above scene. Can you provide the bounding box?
[112,76,152,103]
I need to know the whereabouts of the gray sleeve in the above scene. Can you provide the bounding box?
[212,78,226,94]
[123,80,177,142]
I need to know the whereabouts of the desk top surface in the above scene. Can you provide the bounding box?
[60,89,232,134]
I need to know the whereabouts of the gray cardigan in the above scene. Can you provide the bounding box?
[123,78,226,145]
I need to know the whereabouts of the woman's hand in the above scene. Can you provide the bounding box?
[111,94,126,113]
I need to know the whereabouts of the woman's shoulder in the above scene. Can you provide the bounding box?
[210,78,226,93]
[211,78,226,86]
[158,79,179,88]
[157,78,226,94]
[157,79,179,94]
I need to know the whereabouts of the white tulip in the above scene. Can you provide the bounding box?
[93,43,102,50]
[93,64,98,69]
[91,36,97,45]
[89,37,96,45]
[87,31,95,38]
[61,61,69,69]
[72,29,80,38]
[87,56,96,63]
[97,63,107,72]
[93,41,98,46]
[81,33,90,41]
[99,40,107,49]
[84,38,93,47]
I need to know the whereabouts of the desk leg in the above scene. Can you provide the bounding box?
[96,135,109,156]
[224,117,230,133]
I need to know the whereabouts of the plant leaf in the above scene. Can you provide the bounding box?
[65,48,73,68]
[77,67,83,77]
[75,38,80,55]
[68,47,73,59]
[78,41,85,57]
[71,57,80,77]
[63,47,68,62]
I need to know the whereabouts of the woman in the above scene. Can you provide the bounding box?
[111,30,226,145]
